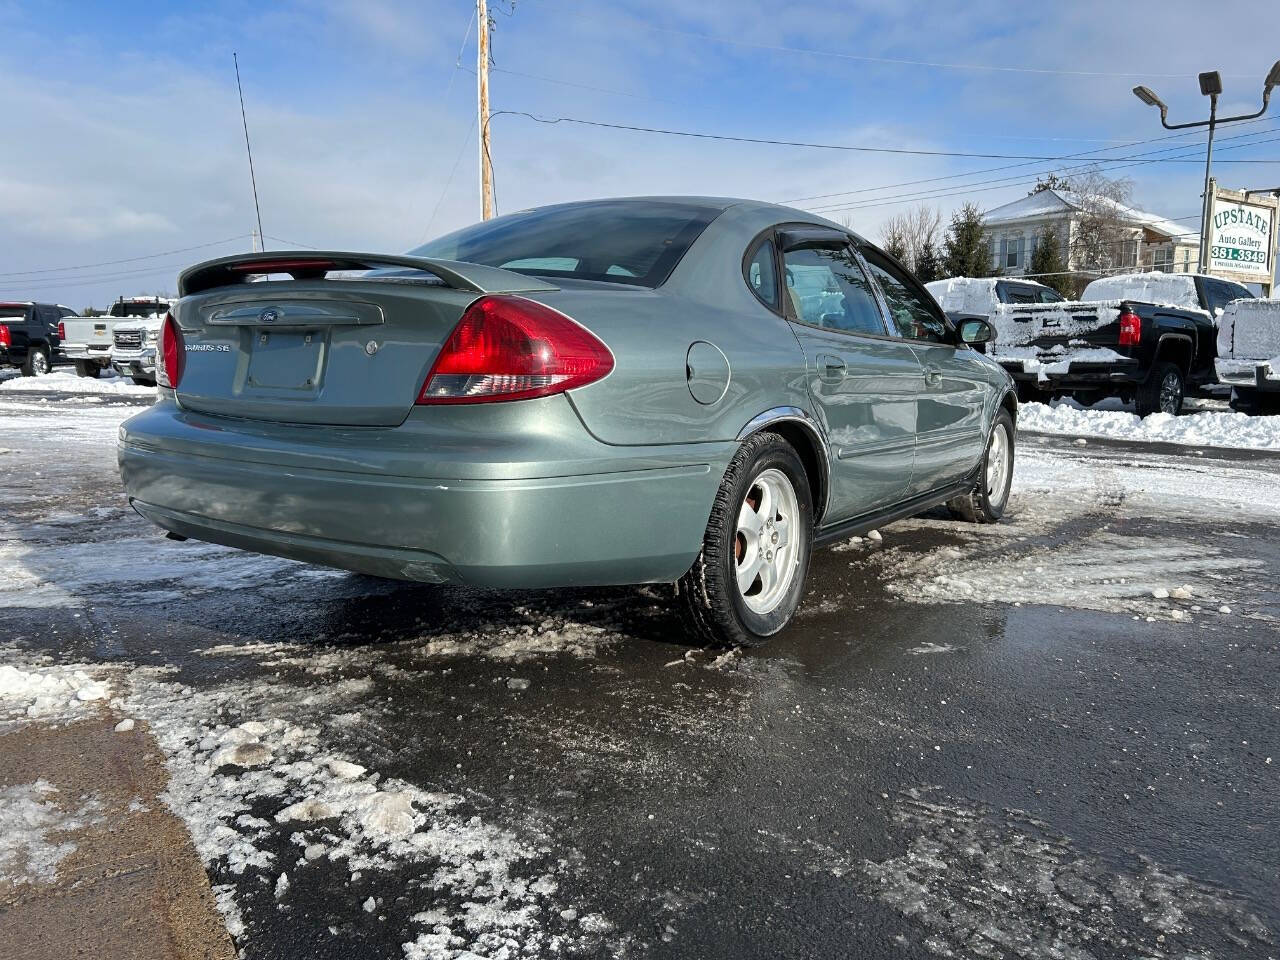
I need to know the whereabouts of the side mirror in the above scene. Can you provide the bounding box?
[958,318,994,345]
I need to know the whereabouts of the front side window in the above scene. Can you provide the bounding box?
[862,248,952,344]
[1037,287,1065,303]
[780,245,885,336]
[408,199,720,287]
[1201,278,1252,314]
[744,236,780,311]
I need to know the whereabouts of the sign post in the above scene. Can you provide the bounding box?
[1206,181,1277,295]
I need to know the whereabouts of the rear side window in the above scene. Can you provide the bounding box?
[781,245,885,336]
[744,236,780,311]
[1037,288,1064,303]
[1003,286,1038,304]
[409,200,720,287]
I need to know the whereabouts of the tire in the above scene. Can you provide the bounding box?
[947,409,1015,524]
[1135,361,1184,417]
[1072,390,1103,408]
[21,346,51,377]
[1014,381,1040,404]
[1230,387,1280,416]
[678,432,814,647]
[131,376,156,387]
[73,360,102,378]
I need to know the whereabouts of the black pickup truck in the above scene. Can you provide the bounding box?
[0,301,77,376]
[986,273,1254,416]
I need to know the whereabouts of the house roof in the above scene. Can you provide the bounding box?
[985,188,1196,241]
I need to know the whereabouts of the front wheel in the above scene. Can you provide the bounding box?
[678,432,814,647]
[948,409,1015,523]
[1135,361,1184,417]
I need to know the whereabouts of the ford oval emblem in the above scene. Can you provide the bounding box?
[259,308,279,323]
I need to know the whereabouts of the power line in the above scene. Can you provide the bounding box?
[630,22,1253,80]
[0,236,251,279]
[810,131,1280,214]
[492,110,1280,163]
[777,117,1279,205]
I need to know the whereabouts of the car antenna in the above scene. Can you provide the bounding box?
[233,52,266,252]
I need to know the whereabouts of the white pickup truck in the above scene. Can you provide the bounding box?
[109,297,172,385]
[60,296,171,379]
[1216,298,1280,413]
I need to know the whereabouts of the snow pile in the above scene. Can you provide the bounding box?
[0,781,102,888]
[1019,401,1280,450]
[124,668,613,957]
[0,662,111,722]
[0,371,155,396]
[925,277,1001,315]
[1219,298,1280,360]
[1080,271,1202,309]
[990,301,1121,348]
[862,789,1272,958]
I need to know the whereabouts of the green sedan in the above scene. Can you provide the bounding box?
[117,197,1016,646]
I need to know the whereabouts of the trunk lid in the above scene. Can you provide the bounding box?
[171,251,556,427]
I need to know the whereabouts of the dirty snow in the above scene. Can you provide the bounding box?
[861,788,1272,958]
[0,661,114,723]
[1018,399,1280,450]
[122,666,614,958]
[0,780,102,888]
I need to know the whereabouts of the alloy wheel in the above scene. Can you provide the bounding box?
[986,423,1011,500]
[32,352,49,375]
[734,468,801,615]
[1159,371,1182,415]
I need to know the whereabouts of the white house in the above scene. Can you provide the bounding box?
[981,188,1200,280]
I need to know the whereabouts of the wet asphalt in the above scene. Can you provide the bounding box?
[2,392,1278,960]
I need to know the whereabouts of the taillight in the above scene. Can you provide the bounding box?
[0,324,9,348]
[58,321,66,340]
[157,312,185,389]
[1118,309,1142,347]
[417,296,613,404]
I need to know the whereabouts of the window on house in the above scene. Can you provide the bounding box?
[1002,236,1024,269]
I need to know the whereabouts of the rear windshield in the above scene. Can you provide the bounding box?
[0,306,27,319]
[109,300,168,318]
[407,200,721,287]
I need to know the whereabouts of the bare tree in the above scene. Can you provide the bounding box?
[1061,168,1137,276]
[879,205,944,273]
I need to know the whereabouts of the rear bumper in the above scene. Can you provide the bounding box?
[996,357,1142,390]
[117,400,729,587]
[1216,358,1280,394]
[64,345,113,363]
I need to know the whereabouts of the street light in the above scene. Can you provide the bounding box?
[1132,60,1280,272]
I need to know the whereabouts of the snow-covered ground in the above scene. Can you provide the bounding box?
[1019,397,1280,450]
[0,368,156,396]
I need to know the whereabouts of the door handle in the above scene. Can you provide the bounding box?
[817,354,846,382]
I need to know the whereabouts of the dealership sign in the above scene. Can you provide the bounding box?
[1208,183,1277,283]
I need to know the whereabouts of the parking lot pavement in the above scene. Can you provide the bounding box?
[2,393,1277,959]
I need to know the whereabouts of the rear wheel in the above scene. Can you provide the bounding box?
[131,376,156,387]
[1014,381,1040,404]
[948,409,1014,524]
[21,346,50,377]
[1135,361,1184,417]
[1072,390,1104,407]
[73,360,101,378]
[1230,387,1280,415]
[678,433,813,647]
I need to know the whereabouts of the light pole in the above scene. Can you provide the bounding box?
[1133,61,1280,273]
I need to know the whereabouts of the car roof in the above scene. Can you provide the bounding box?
[500,196,871,245]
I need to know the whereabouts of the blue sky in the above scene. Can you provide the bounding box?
[2,0,1278,308]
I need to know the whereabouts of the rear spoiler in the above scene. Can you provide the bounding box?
[178,251,559,297]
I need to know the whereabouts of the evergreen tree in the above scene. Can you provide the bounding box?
[915,240,943,283]
[883,235,909,264]
[943,203,993,278]
[1028,225,1071,296]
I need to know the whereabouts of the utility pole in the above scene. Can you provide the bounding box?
[477,0,495,220]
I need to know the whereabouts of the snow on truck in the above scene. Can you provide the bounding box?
[1216,298,1280,413]
[931,272,1254,417]
[60,296,171,380]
